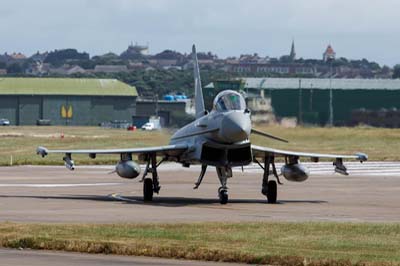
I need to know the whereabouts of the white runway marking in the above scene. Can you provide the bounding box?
[159,162,400,177]
[0,183,123,188]
[108,193,141,203]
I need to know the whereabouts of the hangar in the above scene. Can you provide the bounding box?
[205,78,400,126]
[0,78,137,126]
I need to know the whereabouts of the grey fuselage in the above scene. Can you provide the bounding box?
[169,103,253,167]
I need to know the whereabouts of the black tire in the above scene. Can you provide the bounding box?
[267,180,277,204]
[219,189,228,204]
[143,178,153,202]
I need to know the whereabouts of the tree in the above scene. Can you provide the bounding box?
[45,49,90,66]
[393,65,400,79]
[7,63,23,74]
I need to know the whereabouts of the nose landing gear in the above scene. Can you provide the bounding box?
[216,166,232,204]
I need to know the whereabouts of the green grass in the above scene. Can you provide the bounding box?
[0,125,399,166]
[252,125,400,161]
[0,126,170,166]
[0,222,399,265]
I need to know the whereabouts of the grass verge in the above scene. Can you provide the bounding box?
[0,222,399,265]
[0,125,399,165]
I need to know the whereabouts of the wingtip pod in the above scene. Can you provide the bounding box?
[355,153,368,162]
[36,146,48,157]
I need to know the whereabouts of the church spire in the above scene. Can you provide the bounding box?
[290,39,296,61]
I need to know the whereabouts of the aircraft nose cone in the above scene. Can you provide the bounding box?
[220,112,251,143]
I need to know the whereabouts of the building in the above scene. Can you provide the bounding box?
[323,44,336,62]
[205,78,400,126]
[228,62,315,75]
[9,52,27,60]
[49,65,86,75]
[0,78,137,126]
[135,99,189,127]
[289,40,296,61]
[94,65,129,73]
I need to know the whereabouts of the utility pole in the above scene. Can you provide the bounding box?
[298,79,302,125]
[309,83,313,111]
[154,94,159,116]
[328,61,333,126]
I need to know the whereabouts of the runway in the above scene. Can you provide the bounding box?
[0,163,400,223]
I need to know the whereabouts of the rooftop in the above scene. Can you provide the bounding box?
[0,78,137,96]
[325,45,335,54]
[205,78,400,90]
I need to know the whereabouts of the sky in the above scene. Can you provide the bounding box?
[1,0,399,66]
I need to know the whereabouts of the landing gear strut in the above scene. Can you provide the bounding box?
[216,167,232,204]
[194,164,207,189]
[256,156,281,204]
[141,154,164,202]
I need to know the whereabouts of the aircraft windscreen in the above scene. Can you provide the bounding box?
[214,91,246,112]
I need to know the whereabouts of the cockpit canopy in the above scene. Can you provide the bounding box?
[213,90,246,112]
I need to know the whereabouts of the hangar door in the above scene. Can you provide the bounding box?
[0,96,18,125]
[18,96,42,125]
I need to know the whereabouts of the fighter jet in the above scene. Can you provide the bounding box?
[37,45,368,204]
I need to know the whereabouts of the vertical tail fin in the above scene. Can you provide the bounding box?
[192,44,205,118]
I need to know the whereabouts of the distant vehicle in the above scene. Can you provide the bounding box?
[163,95,175,101]
[0,119,10,126]
[163,93,188,101]
[141,117,161,131]
[141,122,156,131]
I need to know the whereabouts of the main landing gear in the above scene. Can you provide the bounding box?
[141,154,165,202]
[255,156,282,204]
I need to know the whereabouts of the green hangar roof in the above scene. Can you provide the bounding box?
[0,78,137,96]
[205,78,400,90]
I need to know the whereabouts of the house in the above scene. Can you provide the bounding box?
[94,65,128,73]
[323,44,336,62]
[50,65,86,75]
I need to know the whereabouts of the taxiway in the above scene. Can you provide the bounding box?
[0,163,399,223]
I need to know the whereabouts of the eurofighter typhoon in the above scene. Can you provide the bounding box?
[37,45,368,204]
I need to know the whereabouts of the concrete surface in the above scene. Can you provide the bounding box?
[0,163,399,223]
[0,249,245,266]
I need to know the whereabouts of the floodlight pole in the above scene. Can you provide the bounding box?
[155,94,159,116]
[328,61,333,126]
[298,79,303,125]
